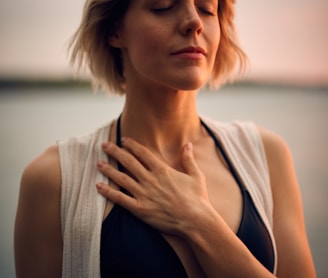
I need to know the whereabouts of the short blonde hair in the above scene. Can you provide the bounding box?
[69,0,247,94]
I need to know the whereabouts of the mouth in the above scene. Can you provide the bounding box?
[171,46,207,56]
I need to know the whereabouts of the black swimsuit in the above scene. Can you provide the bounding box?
[100,117,275,277]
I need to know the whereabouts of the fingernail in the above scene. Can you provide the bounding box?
[102,141,112,149]
[96,182,104,191]
[97,161,105,168]
[186,142,193,152]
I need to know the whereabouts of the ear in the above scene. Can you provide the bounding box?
[108,31,125,48]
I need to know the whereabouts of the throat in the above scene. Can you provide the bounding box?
[117,113,205,168]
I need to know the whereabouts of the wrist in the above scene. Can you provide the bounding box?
[178,199,219,240]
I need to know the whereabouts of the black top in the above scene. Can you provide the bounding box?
[100,117,275,277]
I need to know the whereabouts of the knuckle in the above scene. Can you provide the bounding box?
[120,154,133,167]
[119,172,131,185]
[136,202,149,218]
[114,192,125,204]
[108,144,120,156]
[133,146,144,158]
[131,144,143,154]
[101,185,110,196]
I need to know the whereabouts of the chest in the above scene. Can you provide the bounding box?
[193,140,244,233]
[161,147,244,277]
[100,130,274,275]
[101,145,245,277]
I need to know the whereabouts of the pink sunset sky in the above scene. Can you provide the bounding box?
[0,0,327,85]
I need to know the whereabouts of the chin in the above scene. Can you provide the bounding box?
[143,71,208,92]
[173,78,207,91]
[173,69,209,90]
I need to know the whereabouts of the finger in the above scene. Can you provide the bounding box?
[121,137,162,170]
[97,161,140,195]
[181,142,202,177]
[96,182,136,211]
[102,141,149,180]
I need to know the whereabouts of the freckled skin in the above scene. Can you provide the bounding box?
[113,0,220,92]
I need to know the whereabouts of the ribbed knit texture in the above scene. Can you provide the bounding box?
[58,117,277,277]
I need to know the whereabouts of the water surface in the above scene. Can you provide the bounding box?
[1,85,327,277]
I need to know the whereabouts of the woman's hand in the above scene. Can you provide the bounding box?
[96,137,209,235]
[96,137,280,277]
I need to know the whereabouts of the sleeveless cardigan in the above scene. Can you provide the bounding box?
[58,117,278,277]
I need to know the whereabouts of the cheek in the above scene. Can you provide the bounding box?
[128,28,163,62]
[207,24,221,66]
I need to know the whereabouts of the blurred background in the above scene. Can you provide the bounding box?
[1,0,327,277]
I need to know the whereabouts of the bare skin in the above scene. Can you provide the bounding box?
[95,96,316,277]
[14,0,316,277]
[14,115,316,277]
[14,145,62,278]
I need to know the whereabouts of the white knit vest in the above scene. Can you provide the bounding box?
[58,117,278,277]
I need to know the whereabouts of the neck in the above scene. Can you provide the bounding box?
[119,87,204,160]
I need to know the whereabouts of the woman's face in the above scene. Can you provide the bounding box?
[113,0,220,91]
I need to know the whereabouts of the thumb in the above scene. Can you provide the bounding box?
[181,142,200,176]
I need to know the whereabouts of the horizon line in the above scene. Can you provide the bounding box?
[0,76,327,91]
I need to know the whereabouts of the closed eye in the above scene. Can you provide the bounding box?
[151,6,174,13]
[198,6,216,16]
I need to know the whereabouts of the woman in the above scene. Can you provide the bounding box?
[15,0,316,277]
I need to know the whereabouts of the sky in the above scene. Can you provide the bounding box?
[0,0,327,85]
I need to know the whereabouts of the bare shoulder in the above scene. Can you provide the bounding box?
[15,144,62,278]
[256,126,316,277]
[256,126,298,210]
[21,144,61,193]
[256,126,296,186]
[256,126,299,211]
[256,126,292,164]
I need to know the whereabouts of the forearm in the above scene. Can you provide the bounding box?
[181,202,275,277]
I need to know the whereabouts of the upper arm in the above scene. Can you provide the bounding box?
[259,127,316,277]
[14,144,63,278]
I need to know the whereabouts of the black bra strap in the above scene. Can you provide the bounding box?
[116,114,124,173]
[115,115,245,191]
[200,119,246,191]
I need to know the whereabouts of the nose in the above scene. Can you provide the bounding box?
[179,5,203,37]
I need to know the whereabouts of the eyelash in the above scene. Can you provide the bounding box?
[151,6,215,16]
[151,6,174,13]
[198,7,215,16]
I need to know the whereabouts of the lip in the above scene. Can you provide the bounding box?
[171,46,207,57]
